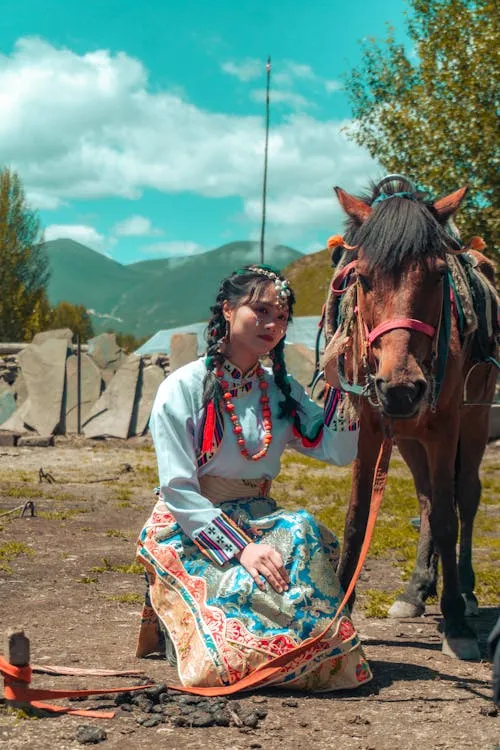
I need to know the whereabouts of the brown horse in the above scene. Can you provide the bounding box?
[323,176,498,660]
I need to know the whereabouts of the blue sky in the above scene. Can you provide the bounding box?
[0,0,409,264]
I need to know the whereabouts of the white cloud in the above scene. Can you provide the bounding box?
[221,58,262,82]
[250,88,312,110]
[44,224,106,252]
[0,38,378,239]
[140,240,206,258]
[325,80,343,94]
[113,215,162,237]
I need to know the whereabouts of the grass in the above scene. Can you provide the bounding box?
[274,448,500,612]
[105,529,130,540]
[37,508,88,521]
[0,541,34,573]
[90,557,143,575]
[105,592,143,605]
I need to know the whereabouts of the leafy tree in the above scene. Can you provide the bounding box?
[0,167,52,340]
[113,331,150,353]
[49,301,95,343]
[344,0,499,263]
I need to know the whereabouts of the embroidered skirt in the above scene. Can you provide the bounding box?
[136,496,372,692]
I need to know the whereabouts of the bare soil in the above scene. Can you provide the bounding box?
[0,437,498,750]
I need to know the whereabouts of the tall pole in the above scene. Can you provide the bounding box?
[259,56,271,265]
[76,333,82,435]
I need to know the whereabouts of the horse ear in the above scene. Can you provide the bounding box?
[433,186,468,222]
[334,187,371,224]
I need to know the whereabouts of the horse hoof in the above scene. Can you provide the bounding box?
[442,636,480,661]
[388,600,425,619]
[462,595,479,617]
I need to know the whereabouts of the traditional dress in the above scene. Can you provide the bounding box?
[136,357,372,692]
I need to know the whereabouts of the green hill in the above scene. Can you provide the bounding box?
[282,247,333,316]
[44,239,302,336]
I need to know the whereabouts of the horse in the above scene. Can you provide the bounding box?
[322,175,499,660]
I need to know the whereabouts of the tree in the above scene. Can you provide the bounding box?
[49,301,95,343]
[344,0,499,263]
[0,167,52,340]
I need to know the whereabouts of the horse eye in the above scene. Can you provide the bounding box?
[358,274,372,292]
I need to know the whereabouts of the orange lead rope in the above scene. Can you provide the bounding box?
[1,438,393,707]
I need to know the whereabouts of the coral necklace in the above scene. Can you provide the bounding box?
[214,364,272,461]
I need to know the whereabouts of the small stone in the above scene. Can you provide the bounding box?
[299,720,309,727]
[282,698,298,707]
[212,710,230,726]
[179,705,196,715]
[114,691,132,705]
[190,710,215,727]
[152,705,164,714]
[252,695,268,704]
[131,694,154,712]
[158,692,172,705]
[162,704,179,717]
[254,707,268,720]
[487,706,498,717]
[241,710,260,729]
[142,716,162,728]
[349,714,370,725]
[75,725,107,744]
[250,744,263,749]
[144,683,168,701]
[120,704,133,712]
[172,715,189,727]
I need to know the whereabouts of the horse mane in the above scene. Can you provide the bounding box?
[344,178,462,274]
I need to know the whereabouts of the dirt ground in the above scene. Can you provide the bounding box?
[0,437,498,750]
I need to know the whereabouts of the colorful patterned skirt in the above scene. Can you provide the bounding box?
[136,496,372,692]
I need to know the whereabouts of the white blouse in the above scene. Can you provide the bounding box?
[148,357,358,563]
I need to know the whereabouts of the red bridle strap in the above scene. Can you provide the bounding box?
[367,318,436,346]
[330,260,358,295]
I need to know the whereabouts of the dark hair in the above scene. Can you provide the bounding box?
[202,265,300,424]
[345,177,461,274]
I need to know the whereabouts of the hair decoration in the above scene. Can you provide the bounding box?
[372,191,416,206]
[246,265,292,304]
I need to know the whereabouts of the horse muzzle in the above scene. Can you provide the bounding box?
[374,378,428,419]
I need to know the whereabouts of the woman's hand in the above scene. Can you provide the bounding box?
[236,542,290,593]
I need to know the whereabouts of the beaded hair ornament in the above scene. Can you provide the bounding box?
[246,265,292,308]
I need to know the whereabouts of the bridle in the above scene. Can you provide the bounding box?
[330,258,448,412]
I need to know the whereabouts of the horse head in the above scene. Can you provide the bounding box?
[331,176,467,419]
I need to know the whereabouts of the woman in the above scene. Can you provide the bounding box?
[136,264,371,693]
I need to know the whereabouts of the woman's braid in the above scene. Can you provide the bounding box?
[202,295,227,407]
[270,338,303,432]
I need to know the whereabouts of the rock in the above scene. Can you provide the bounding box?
[120,703,133,712]
[253,707,268,720]
[212,710,230,726]
[64,353,103,433]
[142,715,162,727]
[143,683,168,701]
[0,431,18,446]
[281,698,298,707]
[87,333,127,384]
[169,333,198,372]
[241,710,260,729]
[83,356,141,439]
[19,339,69,434]
[190,710,215,727]
[131,694,153,712]
[114,691,133,705]
[252,695,268,704]
[172,715,189,727]
[33,328,73,346]
[130,364,164,436]
[75,725,107,744]
[17,435,55,447]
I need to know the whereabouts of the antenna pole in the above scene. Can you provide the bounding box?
[259,56,271,265]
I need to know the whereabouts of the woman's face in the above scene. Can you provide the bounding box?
[223,281,290,361]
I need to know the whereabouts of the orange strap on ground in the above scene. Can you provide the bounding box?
[0,656,154,718]
[170,437,394,696]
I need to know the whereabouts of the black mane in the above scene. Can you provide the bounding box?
[344,178,460,274]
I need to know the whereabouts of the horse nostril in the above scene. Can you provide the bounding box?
[413,379,427,403]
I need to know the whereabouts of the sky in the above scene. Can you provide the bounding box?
[0,0,410,265]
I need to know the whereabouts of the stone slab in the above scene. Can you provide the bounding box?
[0,399,31,434]
[0,390,16,426]
[64,353,103,433]
[0,432,19,446]
[87,333,127,382]
[12,373,28,407]
[19,339,69,435]
[131,364,165,436]
[32,328,73,346]
[169,333,198,372]
[82,355,141,439]
[17,435,55,447]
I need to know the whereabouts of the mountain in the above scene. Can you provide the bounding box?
[44,239,302,336]
[282,247,333,317]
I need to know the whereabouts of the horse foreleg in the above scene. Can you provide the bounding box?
[426,429,480,660]
[388,438,439,618]
[337,419,382,610]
